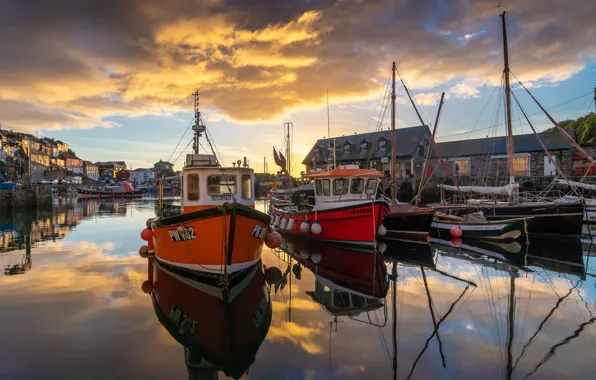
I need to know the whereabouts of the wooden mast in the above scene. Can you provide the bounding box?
[501,12,516,183]
[391,62,397,200]
[418,92,445,200]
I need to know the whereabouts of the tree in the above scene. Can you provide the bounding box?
[548,112,596,145]
[157,168,176,178]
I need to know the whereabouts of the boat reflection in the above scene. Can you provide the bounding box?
[142,257,275,380]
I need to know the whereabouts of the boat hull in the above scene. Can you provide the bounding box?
[77,188,143,198]
[434,202,584,236]
[383,206,434,241]
[430,218,524,241]
[150,203,271,275]
[273,200,389,248]
[281,236,389,299]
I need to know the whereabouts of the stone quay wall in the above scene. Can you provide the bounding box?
[0,187,53,211]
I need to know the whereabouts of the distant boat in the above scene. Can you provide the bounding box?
[77,182,143,199]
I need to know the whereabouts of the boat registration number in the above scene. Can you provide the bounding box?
[168,226,197,242]
[169,305,197,334]
[342,207,372,215]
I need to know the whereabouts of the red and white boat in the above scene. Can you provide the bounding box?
[271,165,390,249]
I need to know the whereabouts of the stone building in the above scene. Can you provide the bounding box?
[429,131,573,180]
[302,125,431,179]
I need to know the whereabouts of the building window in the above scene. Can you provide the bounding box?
[333,178,349,195]
[361,143,368,153]
[513,156,530,176]
[453,159,470,176]
[344,144,351,154]
[241,174,252,199]
[350,178,364,194]
[207,175,236,195]
[187,174,199,201]
[315,179,322,196]
[322,179,330,196]
[314,148,320,157]
[379,140,386,150]
[417,145,425,157]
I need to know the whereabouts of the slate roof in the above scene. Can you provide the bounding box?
[302,125,430,165]
[431,130,574,158]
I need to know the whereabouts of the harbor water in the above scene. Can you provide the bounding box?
[1,199,595,379]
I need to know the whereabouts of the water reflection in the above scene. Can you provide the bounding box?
[0,200,594,379]
[143,257,275,379]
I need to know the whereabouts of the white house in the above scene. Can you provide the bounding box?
[130,168,156,184]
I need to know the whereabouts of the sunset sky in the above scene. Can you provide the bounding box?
[1,0,595,173]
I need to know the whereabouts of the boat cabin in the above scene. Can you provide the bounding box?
[182,154,255,213]
[305,165,384,211]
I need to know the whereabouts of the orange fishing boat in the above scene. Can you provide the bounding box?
[140,92,281,283]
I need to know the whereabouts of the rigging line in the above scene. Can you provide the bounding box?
[172,139,194,165]
[522,315,596,380]
[168,117,194,163]
[205,128,226,167]
[406,285,471,380]
[421,266,447,368]
[368,70,392,131]
[513,279,582,370]
[435,90,594,140]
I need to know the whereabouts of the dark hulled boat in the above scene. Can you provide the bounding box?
[383,203,434,241]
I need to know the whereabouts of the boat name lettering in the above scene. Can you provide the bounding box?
[252,225,265,239]
[342,207,373,215]
[168,226,197,242]
[211,195,232,201]
[169,305,196,334]
[252,295,269,328]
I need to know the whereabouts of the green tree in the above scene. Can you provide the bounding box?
[549,112,596,145]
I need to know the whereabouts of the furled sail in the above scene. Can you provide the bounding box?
[555,179,596,191]
[438,183,519,196]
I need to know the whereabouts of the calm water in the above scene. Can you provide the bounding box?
[1,199,595,379]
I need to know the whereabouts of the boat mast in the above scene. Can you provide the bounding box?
[391,61,397,200]
[506,272,516,380]
[327,87,332,170]
[418,92,445,201]
[192,90,206,155]
[501,12,516,184]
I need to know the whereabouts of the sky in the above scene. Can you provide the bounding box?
[0,0,595,173]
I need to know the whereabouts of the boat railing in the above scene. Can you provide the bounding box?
[438,188,572,207]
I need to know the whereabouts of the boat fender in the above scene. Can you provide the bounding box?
[287,218,295,231]
[377,241,387,254]
[145,218,153,229]
[141,280,154,294]
[141,228,153,241]
[281,237,288,250]
[139,245,149,258]
[311,252,322,264]
[287,241,295,254]
[311,222,322,235]
[280,217,288,230]
[450,226,463,238]
[300,221,310,233]
[274,214,281,227]
[300,249,311,259]
[450,238,462,247]
[377,225,387,236]
[264,229,282,249]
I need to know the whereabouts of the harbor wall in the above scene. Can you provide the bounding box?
[0,187,53,212]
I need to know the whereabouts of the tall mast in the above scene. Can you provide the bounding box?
[327,87,332,169]
[501,12,515,183]
[192,90,205,155]
[418,92,445,199]
[391,62,397,200]
[506,273,516,380]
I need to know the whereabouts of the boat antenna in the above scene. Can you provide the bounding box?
[501,11,516,185]
[192,90,206,155]
[391,62,397,201]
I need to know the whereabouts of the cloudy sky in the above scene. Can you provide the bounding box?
[1,0,595,172]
